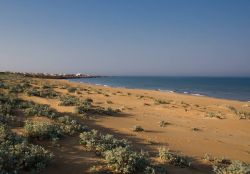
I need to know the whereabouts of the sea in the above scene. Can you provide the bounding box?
[70,76,250,101]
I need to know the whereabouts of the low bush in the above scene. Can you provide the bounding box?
[104,147,149,174]
[24,120,62,140]
[57,116,89,135]
[76,105,120,116]
[9,84,24,93]
[79,130,129,155]
[159,121,170,128]
[155,99,171,105]
[205,112,224,119]
[26,88,58,98]
[213,158,250,174]
[82,98,93,107]
[67,87,77,93]
[0,123,53,173]
[236,111,250,120]
[132,125,144,132]
[24,103,58,119]
[159,147,190,168]
[59,95,79,106]
[144,165,167,174]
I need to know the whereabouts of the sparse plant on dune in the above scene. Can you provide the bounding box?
[0,123,53,173]
[159,121,170,127]
[24,120,62,140]
[26,87,59,98]
[67,87,77,93]
[159,147,190,168]
[132,125,144,132]
[213,158,250,174]
[59,95,79,106]
[79,130,129,155]
[57,116,89,135]
[155,99,171,105]
[205,112,224,119]
[104,147,149,174]
[24,103,58,119]
[76,104,120,116]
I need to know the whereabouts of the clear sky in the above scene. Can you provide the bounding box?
[0,0,249,76]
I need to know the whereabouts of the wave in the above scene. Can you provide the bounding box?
[191,93,204,97]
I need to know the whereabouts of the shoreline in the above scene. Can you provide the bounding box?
[68,80,250,103]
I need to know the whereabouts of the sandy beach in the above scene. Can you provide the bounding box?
[19,78,250,173]
[1,74,250,174]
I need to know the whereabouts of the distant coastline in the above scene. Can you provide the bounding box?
[70,76,250,101]
[1,71,101,79]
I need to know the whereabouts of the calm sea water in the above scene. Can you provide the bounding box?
[70,76,250,101]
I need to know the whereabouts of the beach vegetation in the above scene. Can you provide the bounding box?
[159,121,170,127]
[159,147,190,168]
[0,123,53,173]
[104,147,149,174]
[213,158,250,174]
[132,125,144,132]
[67,87,77,93]
[26,87,59,98]
[24,103,58,119]
[57,115,89,135]
[24,120,62,140]
[205,112,224,119]
[59,95,79,106]
[155,99,171,105]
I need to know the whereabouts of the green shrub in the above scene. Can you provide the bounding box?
[159,121,170,127]
[213,159,250,174]
[59,95,79,106]
[0,123,53,173]
[82,98,93,107]
[76,105,119,116]
[67,87,77,93]
[236,111,250,120]
[26,88,58,98]
[79,130,129,155]
[24,104,58,119]
[205,112,224,119]
[104,147,149,174]
[155,99,171,105]
[144,165,167,174]
[26,88,40,97]
[9,84,24,93]
[159,147,190,168]
[24,121,62,140]
[132,125,144,132]
[57,116,89,135]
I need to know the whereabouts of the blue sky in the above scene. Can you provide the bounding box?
[0,0,250,76]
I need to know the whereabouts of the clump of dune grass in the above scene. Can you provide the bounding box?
[144,165,167,174]
[59,95,79,106]
[26,87,59,99]
[57,116,89,135]
[106,100,113,104]
[155,99,171,105]
[24,120,62,140]
[213,158,250,174]
[67,87,77,93]
[159,121,170,127]
[192,127,201,132]
[132,125,144,132]
[0,123,53,173]
[24,103,59,119]
[159,147,190,168]
[205,112,224,119]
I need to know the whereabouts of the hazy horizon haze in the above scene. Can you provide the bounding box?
[0,0,250,76]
